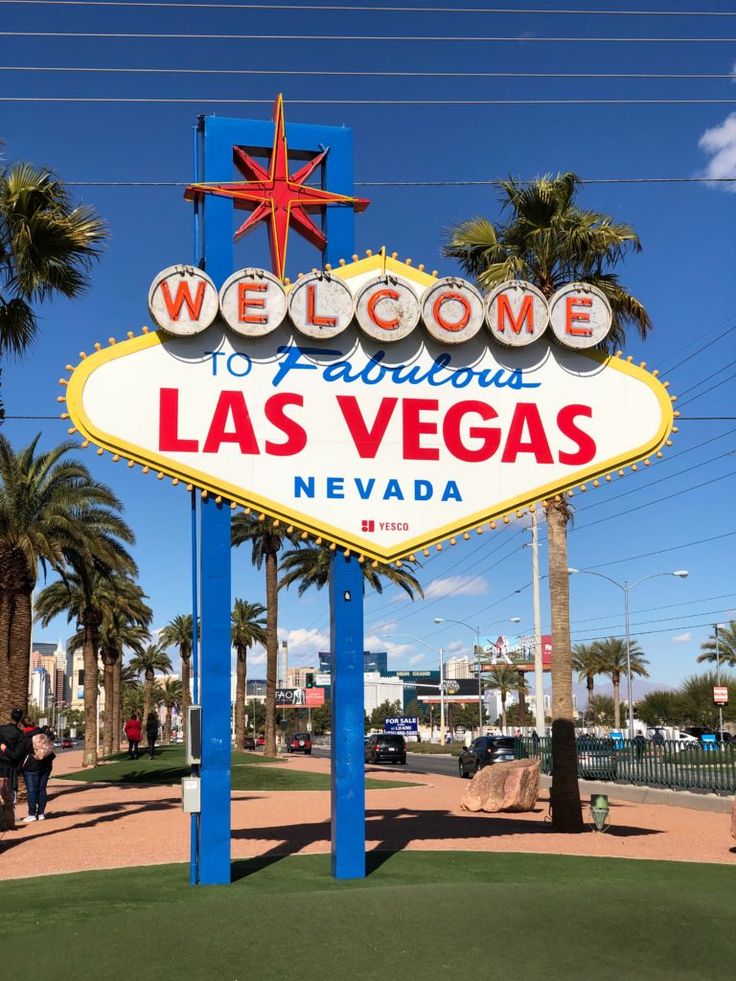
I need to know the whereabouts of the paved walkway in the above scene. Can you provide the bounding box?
[0,750,734,880]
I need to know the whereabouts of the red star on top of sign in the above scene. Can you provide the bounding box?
[184,94,370,280]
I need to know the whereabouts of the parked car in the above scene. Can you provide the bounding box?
[255,734,265,747]
[62,738,73,749]
[577,736,617,780]
[458,736,516,778]
[365,733,407,765]
[242,736,256,751]
[287,732,312,754]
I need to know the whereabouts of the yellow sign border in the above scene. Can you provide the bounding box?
[64,261,674,563]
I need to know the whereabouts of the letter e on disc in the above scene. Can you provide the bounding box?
[288,273,354,340]
[549,282,612,350]
[148,265,219,336]
[421,278,485,344]
[220,268,287,337]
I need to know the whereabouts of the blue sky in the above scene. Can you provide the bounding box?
[2,0,734,687]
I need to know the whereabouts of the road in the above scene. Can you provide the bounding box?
[312,745,460,779]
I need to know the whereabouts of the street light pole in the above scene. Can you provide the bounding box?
[569,568,688,739]
[531,510,544,737]
[383,632,446,743]
[716,623,724,740]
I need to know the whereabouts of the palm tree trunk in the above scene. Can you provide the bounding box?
[501,694,507,734]
[164,707,172,744]
[517,672,526,725]
[235,645,246,750]
[102,648,116,757]
[612,671,621,730]
[143,670,153,724]
[112,658,122,753]
[82,620,101,768]
[546,499,584,833]
[264,548,278,757]
[181,651,191,744]
[0,585,33,720]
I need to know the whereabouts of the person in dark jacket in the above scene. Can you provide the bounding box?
[146,712,159,759]
[0,708,24,830]
[19,725,55,822]
[124,713,142,759]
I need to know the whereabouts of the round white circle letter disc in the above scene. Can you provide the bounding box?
[485,280,549,348]
[421,278,485,345]
[288,273,354,340]
[148,265,219,336]
[549,281,613,350]
[355,276,421,343]
[219,268,287,337]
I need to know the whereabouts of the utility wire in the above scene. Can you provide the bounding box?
[3,65,735,79]
[679,369,736,408]
[659,323,736,377]
[572,590,736,626]
[4,1,736,15]
[6,97,736,105]
[57,177,736,187]
[3,30,736,42]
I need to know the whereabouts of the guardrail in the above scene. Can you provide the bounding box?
[515,737,736,797]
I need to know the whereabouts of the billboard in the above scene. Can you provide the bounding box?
[385,717,419,736]
[63,255,673,562]
[418,679,479,704]
[480,634,553,672]
[275,688,306,707]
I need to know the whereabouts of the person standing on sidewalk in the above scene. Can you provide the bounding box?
[0,708,24,831]
[19,725,55,823]
[146,712,159,760]
[124,713,142,760]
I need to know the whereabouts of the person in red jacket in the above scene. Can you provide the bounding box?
[124,713,142,760]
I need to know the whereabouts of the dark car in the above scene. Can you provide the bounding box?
[287,732,312,754]
[458,736,517,778]
[365,733,407,765]
[61,738,73,749]
[242,736,256,751]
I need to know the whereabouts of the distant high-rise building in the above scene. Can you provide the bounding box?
[319,650,388,675]
[445,656,473,680]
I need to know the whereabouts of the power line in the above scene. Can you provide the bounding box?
[659,323,736,377]
[572,591,736,627]
[3,65,735,80]
[4,1,736,15]
[6,97,736,105]
[572,617,724,642]
[579,530,736,572]
[3,30,736,42]
[52,177,736,188]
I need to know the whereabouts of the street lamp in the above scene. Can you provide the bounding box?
[433,615,521,733]
[568,568,689,739]
[383,632,446,743]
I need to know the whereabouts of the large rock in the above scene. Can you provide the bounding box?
[460,758,540,813]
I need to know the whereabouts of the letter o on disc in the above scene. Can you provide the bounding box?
[288,273,354,340]
[485,280,549,348]
[549,281,612,350]
[421,278,485,344]
[148,265,219,336]
[219,268,286,337]
[355,276,421,343]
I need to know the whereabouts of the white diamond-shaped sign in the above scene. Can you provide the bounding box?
[64,257,673,562]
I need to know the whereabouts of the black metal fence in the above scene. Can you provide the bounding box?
[515,737,736,796]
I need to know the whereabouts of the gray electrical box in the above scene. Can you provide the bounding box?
[181,776,201,813]
[186,705,202,764]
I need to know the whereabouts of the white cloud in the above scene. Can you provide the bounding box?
[365,632,410,660]
[424,575,488,600]
[446,640,465,653]
[672,632,692,644]
[277,626,328,662]
[409,653,426,666]
[698,113,736,190]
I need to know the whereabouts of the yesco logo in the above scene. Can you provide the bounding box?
[148,266,613,351]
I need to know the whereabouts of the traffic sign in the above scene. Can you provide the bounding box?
[713,686,728,705]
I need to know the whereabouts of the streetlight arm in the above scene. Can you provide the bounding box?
[568,568,624,591]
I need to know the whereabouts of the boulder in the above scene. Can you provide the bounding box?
[460,758,540,814]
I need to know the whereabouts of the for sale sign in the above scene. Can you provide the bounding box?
[385,717,419,736]
[63,254,673,562]
[713,686,728,705]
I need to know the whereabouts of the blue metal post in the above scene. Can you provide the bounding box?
[189,489,200,885]
[329,554,365,879]
[198,496,232,885]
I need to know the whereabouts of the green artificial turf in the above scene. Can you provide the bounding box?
[4,852,735,980]
[57,744,413,791]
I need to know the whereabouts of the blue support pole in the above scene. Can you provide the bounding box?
[329,554,365,879]
[198,496,232,885]
[189,490,200,886]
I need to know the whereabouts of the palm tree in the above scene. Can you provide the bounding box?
[279,544,424,600]
[120,664,143,722]
[588,693,616,728]
[697,621,736,668]
[572,643,601,723]
[0,161,106,356]
[0,434,133,721]
[444,173,651,833]
[159,613,196,741]
[68,577,150,757]
[128,644,173,723]
[160,677,183,744]
[231,599,267,750]
[593,637,649,731]
[231,514,302,757]
[486,666,528,733]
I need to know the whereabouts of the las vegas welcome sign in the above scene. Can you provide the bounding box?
[62,253,674,563]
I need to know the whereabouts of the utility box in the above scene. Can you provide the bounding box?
[186,705,202,764]
[181,776,201,813]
